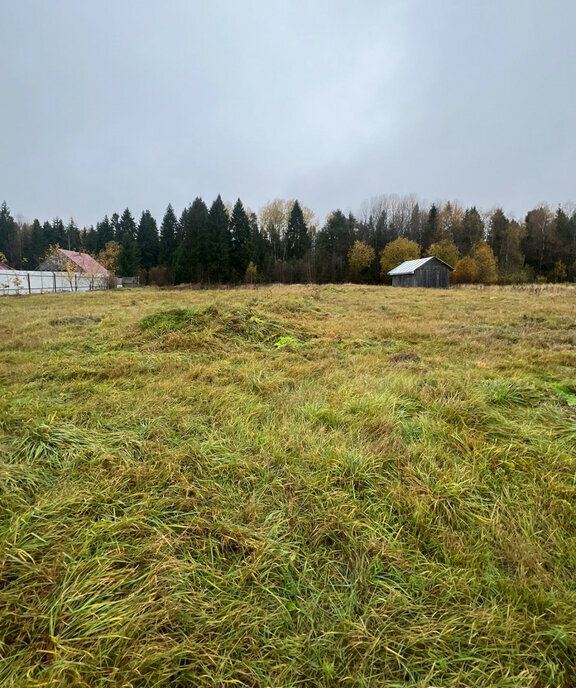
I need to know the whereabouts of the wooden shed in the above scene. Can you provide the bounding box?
[387,256,454,288]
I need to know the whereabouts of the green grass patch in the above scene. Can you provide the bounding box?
[1,284,575,686]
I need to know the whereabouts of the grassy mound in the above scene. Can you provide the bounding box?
[0,284,575,687]
[139,304,306,350]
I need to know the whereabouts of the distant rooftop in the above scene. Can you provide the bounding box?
[58,249,109,275]
[0,262,13,271]
[387,256,454,275]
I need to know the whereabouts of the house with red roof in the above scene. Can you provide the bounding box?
[37,248,109,275]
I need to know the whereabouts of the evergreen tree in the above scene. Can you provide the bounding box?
[554,207,572,246]
[249,212,266,270]
[284,200,311,260]
[26,219,46,267]
[41,222,53,255]
[159,204,178,267]
[174,197,209,283]
[111,213,121,241]
[207,195,230,282]
[229,199,252,280]
[96,216,114,252]
[118,232,141,276]
[137,210,159,270]
[422,204,438,250]
[116,208,139,275]
[487,208,509,260]
[523,206,557,276]
[82,226,99,255]
[455,207,484,255]
[47,218,66,248]
[0,201,16,264]
[117,208,136,242]
[65,218,81,250]
[315,210,355,282]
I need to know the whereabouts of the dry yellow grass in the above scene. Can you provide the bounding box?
[0,283,575,687]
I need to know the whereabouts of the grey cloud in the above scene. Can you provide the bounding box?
[2,0,575,226]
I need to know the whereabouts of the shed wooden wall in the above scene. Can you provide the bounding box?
[391,258,450,289]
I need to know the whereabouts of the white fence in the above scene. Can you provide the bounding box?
[0,270,109,296]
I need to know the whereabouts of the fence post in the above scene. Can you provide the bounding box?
[27,273,31,295]
[53,272,56,293]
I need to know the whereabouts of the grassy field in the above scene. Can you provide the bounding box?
[1,283,575,687]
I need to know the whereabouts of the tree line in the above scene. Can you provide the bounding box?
[1,194,575,284]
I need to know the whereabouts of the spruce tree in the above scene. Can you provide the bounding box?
[117,208,140,275]
[137,210,159,270]
[118,232,141,276]
[82,227,99,255]
[455,207,484,255]
[41,222,53,255]
[111,213,121,241]
[159,204,178,267]
[117,208,136,243]
[314,210,355,282]
[0,201,16,264]
[96,216,114,252]
[207,195,230,282]
[28,219,46,267]
[422,205,438,250]
[50,218,66,248]
[65,218,81,250]
[229,199,252,280]
[249,212,266,270]
[174,197,208,283]
[284,200,310,260]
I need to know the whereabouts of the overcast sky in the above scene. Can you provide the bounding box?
[3,0,575,226]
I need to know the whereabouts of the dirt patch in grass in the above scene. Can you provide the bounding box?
[390,351,420,364]
[49,316,102,326]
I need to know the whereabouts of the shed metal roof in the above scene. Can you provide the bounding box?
[387,256,454,275]
[58,249,109,275]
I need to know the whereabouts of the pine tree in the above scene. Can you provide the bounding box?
[207,195,230,282]
[159,204,178,267]
[137,210,159,270]
[229,199,252,280]
[284,201,310,260]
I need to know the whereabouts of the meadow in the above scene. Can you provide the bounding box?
[0,283,575,687]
